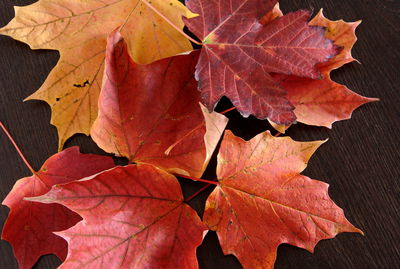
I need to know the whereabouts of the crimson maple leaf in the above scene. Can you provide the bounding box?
[184,0,339,125]
[204,131,362,268]
[91,31,228,177]
[2,147,114,269]
[29,164,207,269]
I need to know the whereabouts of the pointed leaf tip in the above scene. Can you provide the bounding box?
[24,194,55,204]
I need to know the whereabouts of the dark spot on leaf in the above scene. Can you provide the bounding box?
[73,80,90,88]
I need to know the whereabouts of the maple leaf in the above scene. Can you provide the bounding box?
[279,75,377,128]
[204,130,362,269]
[29,164,207,269]
[283,10,378,128]
[184,0,339,125]
[0,0,196,150]
[265,9,378,131]
[2,147,114,269]
[91,31,228,177]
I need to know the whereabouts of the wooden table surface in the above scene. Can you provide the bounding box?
[0,0,399,268]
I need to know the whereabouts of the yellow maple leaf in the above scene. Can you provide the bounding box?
[0,0,196,149]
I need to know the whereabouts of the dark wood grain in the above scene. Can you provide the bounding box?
[0,0,399,268]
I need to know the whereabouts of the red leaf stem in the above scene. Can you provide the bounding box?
[0,122,36,175]
[185,184,213,202]
[176,174,218,185]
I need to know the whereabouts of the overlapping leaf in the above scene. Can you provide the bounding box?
[310,10,361,73]
[204,131,362,268]
[0,0,196,149]
[267,9,377,131]
[279,75,377,128]
[184,0,339,125]
[2,147,114,269]
[91,31,228,177]
[29,164,207,269]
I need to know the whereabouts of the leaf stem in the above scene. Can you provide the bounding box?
[185,184,212,202]
[176,174,218,185]
[220,107,236,114]
[140,0,202,46]
[0,122,36,175]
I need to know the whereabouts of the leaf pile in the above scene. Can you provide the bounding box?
[0,0,375,268]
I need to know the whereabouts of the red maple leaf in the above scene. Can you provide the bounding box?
[29,164,207,269]
[267,8,378,130]
[279,75,376,128]
[2,147,114,269]
[91,30,228,177]
[184,0,339,125]
[204,131,362,268]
